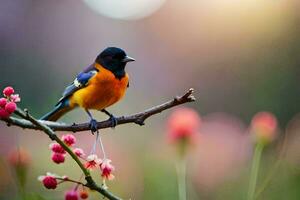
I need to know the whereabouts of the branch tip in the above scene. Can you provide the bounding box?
[188,87,194,93]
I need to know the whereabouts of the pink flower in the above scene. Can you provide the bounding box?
[0,98,7,108]
[167,108,201,143]
[251,112,278,144]
[38,173,58,189]
[49,143,66,154]
[100,159,115,180]
[5,102,16,114]
[84,154,101,169]
[51,152,65,164]
[73,148,85,157]
[0,108,10,118]
[11,94,21,102]
[61,134,76,146]
[3,86,14,97]
[65,190,78,200]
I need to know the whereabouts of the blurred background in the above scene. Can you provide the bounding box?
[1,0,300,199]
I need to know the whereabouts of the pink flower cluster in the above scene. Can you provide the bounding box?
[49,134,84,164]
[0,86,20,118]
[41,134,115,199]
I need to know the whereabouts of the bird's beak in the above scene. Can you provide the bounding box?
[122,56,135,63]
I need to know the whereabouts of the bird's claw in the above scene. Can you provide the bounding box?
[109,115,118,128]
[89,119,98,134]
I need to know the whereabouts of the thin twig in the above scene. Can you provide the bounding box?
[2,88,196,132]
[56,177,85,186]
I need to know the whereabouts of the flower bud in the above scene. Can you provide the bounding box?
[73,148,85,157]
[5,102,17,114]
[11,94,21,102]
[3,86,14,97]
[8,148,31,168]
[65,190,78,200]
[0,98,7,108]
[61,134,76,146]
[8,148,31,187]
[38,175,58,189]
[49,143,66,154]
[167,108,201,143]
[167,108,201,156]
[80,190,89,199]
[51,153,65,164]
[251,112,277,145]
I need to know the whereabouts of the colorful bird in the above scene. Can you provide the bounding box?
[41,47,135,132]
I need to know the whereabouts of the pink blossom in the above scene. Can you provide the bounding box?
[100,159,115,180]
[11,94,21,102]
[5,102,16,114]
[49,143,66,154]
[51,153,65,164]
[0,108,10,118]
[84,154,101,169]
[3,86,14,97]
[65,190,78,200]
[167,108,201,143]
[61,134,76,146]
[0,98,7,108]
[38,173,57,189]
[73,148,85,157]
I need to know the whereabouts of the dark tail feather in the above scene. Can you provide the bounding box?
[40,101,72,121]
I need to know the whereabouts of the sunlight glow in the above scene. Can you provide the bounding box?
[83,0,166,20]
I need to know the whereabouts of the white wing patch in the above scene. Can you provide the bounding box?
[74,79,82,87]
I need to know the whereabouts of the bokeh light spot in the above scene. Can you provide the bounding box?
[83,0,166,20]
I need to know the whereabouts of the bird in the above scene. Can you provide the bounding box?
[40,47,135,132]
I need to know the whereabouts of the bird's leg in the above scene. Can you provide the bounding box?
[101,109,118,128]
[86,110,98,134]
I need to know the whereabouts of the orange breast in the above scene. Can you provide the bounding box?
[70,66,129,110]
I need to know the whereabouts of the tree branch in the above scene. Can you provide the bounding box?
[12,108,121,200]
[0,88,196,200]
[2,88,196,132]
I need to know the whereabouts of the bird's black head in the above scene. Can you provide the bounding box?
[95,47,135,79]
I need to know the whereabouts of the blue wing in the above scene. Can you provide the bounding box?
[56,64,98,106]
